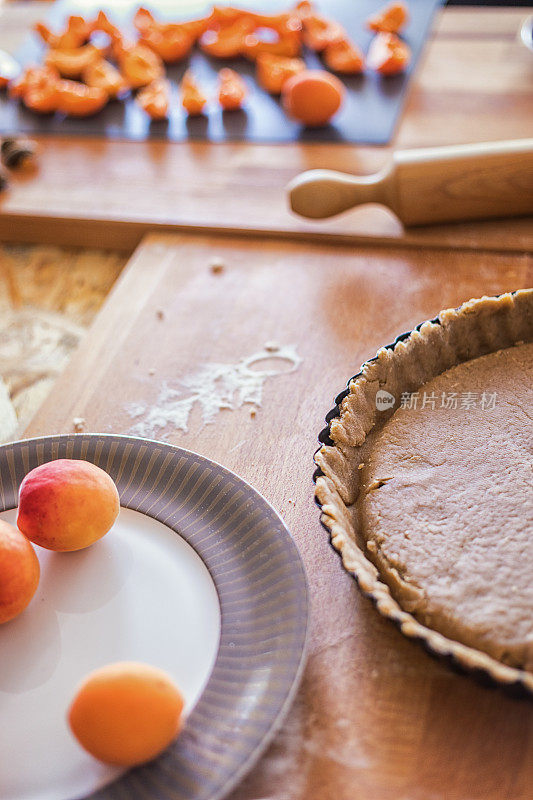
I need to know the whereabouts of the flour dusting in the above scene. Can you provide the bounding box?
[126,344,301,437]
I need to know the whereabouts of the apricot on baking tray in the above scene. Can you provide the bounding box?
[282,69,344,126]
[83,59,128,98]
[242,30,301,60]
[34,15,92,50]
[0,519,40,624]
[324,37,365,75]
[218,67,247,110]
[9,65,59,100]
[297,4,345,53]
[12,66,60,114]
[367,2,409,35]
[17,459,119,551]
[23,81,60,114]
[118,43,164,89]
[180,70,207,115]
[136,78,170,120]
[200,16,255,59]
[68,662,184,766]
[134,6,207,51]
[367,32,411,75]
[54,80,108,117]
[140,25,194,63]
[256,53,305,94]
[44,44,103,80]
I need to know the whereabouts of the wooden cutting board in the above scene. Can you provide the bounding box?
[25,232,533,800]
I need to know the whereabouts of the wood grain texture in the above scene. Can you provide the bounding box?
[25,232,533,800]
[0,7,532,252]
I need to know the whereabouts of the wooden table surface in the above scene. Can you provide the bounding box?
[3,2,533,798]
[26,232,533,800]
[0,4,532,252]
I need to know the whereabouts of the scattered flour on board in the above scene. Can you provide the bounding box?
[126,344,302,438]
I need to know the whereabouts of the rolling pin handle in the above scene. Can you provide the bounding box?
[287,168,389,220]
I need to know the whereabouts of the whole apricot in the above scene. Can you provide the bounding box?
[282,69,344,126]
[68,662,185,766]
[0,519,40,624]
[17,459,120,551]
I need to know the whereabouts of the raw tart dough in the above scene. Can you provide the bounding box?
[359,342,533,671]
[315,289,533,690]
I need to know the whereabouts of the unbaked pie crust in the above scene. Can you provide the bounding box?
[315,290,533,694]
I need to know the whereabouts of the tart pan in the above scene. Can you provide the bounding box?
[314,290,533,698]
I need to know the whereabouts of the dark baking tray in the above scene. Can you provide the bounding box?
[0,0,442,144]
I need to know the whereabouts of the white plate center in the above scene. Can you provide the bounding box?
[0,507,221,800]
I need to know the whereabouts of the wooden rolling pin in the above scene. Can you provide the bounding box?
[287,139,533,226]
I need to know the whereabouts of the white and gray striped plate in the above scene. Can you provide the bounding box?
[0,434,308,800]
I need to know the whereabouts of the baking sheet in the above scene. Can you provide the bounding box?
[0,0,443,144]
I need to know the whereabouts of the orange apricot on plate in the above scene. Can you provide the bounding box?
[367,2,409,34]
[68,662,185,766]
[282,69,344,127]
[0,519,40,624]
[256,53,305,94]
[367,32,411,75]
[17,459,119,550]
[324,37,365,75]
[218,68,247,110]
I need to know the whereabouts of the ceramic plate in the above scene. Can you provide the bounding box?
[0,434,308,800]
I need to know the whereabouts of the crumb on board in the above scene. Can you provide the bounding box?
[209,257,225,274]
[156,309,165,320]
[250,408,256,418]
[264,341,280,352]
[73,417,86,432]
[148,368,156,375]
